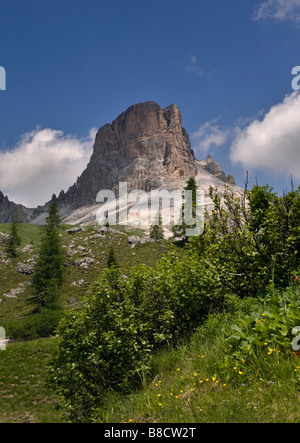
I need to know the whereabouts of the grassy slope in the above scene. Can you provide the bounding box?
[0,338,62,423]
[0,224,175,330]
[0,224,299,423]
[1,312,299,423]
[96,306,300,424]
[0,223,73,247]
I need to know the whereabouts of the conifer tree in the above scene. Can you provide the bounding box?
[32,195,64,310]
[6,212,21,258]
[172,177,198,240]
[150,211,164,240]
[107,246,118,268]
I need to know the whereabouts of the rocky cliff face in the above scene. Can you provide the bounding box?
[0,191,35,223]
[198,155,236,186]
[57,102,197,209]
[0,101,242,225]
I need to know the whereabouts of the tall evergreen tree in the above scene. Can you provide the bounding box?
[6,212,21,258]
[172,177,198,241]
[150,211,164,240]
[107,246,118,268]
[32,195,64,310]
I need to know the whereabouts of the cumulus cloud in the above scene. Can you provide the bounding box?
[254,0,300,22]
[230,92,300,180]
[191,120,230,156]
[0,127,96,207]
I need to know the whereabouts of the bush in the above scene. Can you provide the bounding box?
[189,185,300,297]
[217,285,300,382]
[47,252,223,422]
[8,309,63,341]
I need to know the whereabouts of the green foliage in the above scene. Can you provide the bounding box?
[32,195,64,310]
[5,212,21,258]
[150,212,164,240]
[0,222,73,247]
[107,246,118,268]
[189,185,300,297]
[93,285,300,424]
[0,338,63,423]
[8,308,63,341]
[47,251,223,422]
[217,285,300,382]
[172,177,198,240]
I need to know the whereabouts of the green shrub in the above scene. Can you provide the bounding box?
[189,185,300,297]
[217,286,300,382]
[8,309,63,341]
[47,252,223,422]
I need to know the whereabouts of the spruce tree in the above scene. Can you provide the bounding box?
[6,212,21,258]
[150,211,164,240]
[172,177,198,241]
[32,195,64,310]
[107,246,118,268]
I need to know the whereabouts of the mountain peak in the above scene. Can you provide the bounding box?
[198,155,236,186]
[0,102,240,225]
[59,101,197,208]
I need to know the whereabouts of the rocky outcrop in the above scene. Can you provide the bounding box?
[17,262,35,275]
[0,101,241,226]
[0,232,9,245]
[0,191,35,223]
[57,102,197,209]
[198,155,236,185]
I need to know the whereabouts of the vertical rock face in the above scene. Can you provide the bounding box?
[0,101,241,225]
[58,102,197,208]
[0,191,34,223]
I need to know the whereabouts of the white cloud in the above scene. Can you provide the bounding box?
[230,92,300,180]
[0,127,96,207]
[191,120,230,156]
[254,0,300,22]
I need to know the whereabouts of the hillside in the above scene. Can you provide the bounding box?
[0,181,299,424]
[1,288,299,423]
[0,223,175,331]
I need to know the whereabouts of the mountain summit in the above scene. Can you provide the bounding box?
[57,101,197,209]
[0,102,243,225]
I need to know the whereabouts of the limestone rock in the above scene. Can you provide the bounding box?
[0,232,9,245]
[3,285,25,299]
[57,102,197,209]
[198,155,236,185]
[0,102,241,227]
[74,257,95,268]
[128,236,141,248]
[22,244,34,254]
[17,262,35,275]
[0,191,38,223]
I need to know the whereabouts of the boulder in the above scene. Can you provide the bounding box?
[17,262,35,275]
[128,236,141,248]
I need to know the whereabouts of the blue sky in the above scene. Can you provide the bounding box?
[0,0,300,206]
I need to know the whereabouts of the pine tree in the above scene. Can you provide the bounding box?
[107,246,118,268]
[6,212,21,258]
[172,177,198,241]
[150,211,164,240]
[32,195,64,310]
